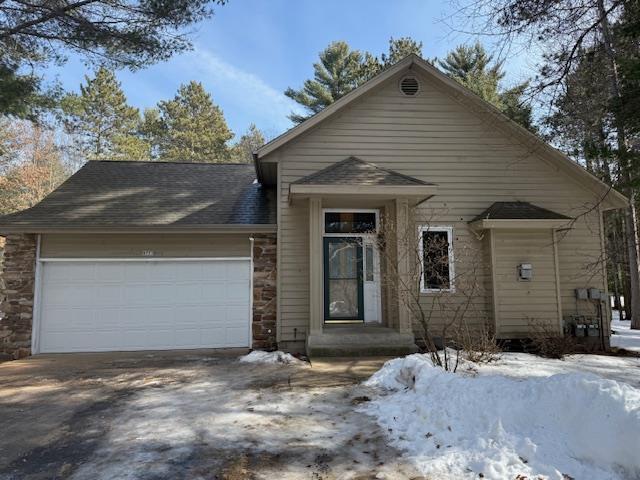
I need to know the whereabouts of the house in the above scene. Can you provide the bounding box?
[0,55,628,359]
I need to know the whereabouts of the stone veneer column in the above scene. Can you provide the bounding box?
[252,234,277,350]
[0,234,37,360]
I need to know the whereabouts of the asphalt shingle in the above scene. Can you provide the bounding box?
[470,202,571,222]
[0,160,276,230]
[292,156,433,186]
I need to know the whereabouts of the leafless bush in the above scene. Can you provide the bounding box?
[527,319,580,359]
[374,209,490,372]
[455,324,502,364]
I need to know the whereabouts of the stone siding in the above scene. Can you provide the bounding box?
[0,234,36,360]
[252,234,277,350]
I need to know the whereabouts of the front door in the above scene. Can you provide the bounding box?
[323,237,364,322]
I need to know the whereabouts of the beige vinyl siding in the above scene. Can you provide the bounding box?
[40,233,251,258]
[492,230,560,337]
[269,67,608,341]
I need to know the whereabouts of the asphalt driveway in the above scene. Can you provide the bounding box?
[0,351,422,480]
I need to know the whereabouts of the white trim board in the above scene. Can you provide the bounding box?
[418,225,456,294]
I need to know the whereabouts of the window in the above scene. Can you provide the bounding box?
[325,211,377,234]
[365,244,374,281]
[419,226,454,292]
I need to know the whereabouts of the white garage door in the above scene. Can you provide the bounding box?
[38,259,251,353]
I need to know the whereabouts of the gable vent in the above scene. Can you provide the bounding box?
[400,76,420,96]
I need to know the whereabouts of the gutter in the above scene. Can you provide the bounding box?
[0,224,278,235]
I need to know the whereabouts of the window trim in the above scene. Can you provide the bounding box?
[322,208,379,237]
[418,225,455,293]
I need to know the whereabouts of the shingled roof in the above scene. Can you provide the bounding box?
[470,202,571,223]
[0,161,276,232]
[292,157,432,186]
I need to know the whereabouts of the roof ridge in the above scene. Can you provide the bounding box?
[470,201,571,222]
[291,156,433,186]
[358,157,431,186]
[290,157,357,184]
[91,160,253,166]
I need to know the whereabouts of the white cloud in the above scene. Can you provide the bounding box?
[180,47,303,136]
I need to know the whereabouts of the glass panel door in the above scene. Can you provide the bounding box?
[323,237,363,321]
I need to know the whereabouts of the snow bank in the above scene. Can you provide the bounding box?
[611,317,640,352]
[239,350,306,365]
[363,354,640,480]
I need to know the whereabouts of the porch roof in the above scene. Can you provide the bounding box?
[469,201,572,230]
[289,157,437,205]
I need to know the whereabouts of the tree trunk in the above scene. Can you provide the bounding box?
[626,202,640,328]
[597,0,640,329]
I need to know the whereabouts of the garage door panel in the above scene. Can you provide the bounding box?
[225,326,251,345]
[225,262,250,280]
[39,260,251,353]
[94,263,126,282]
[201,262,231,279]
[44,263,95,283]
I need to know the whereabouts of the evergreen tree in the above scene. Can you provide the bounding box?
[155,81,233,162]
[285,41,367,124]
[0,0,227,117]
[438,42,535,130]
[286,38,425,124]
[61,68,148,160]
[438,43,504,105]
[361,36,425,78]
[231,124,265,163]
[382,37,424,67]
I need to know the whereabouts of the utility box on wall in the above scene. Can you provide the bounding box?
[518,263,533,281]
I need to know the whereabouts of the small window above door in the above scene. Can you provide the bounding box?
[324,211,377,234]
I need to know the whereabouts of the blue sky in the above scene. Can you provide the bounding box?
[47,0,538,141]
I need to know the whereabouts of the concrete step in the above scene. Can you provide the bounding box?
[306,327,419,357]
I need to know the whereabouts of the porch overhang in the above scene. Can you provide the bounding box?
[469,201,572,231]
[289,184,438,206]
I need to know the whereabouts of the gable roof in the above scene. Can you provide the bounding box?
[292,156,433,186]
[470,202,571,223]
[0,161,276,233]
[255,54,627,209]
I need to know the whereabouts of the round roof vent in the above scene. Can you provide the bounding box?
[400,76,420,96]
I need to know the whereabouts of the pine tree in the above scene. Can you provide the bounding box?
[285,41,367,124]
[155,81,233,162]
[361,36,425,78]
[438,42,534,130]
[231,124,265,163]
[438,42,504,107]
[61,67,148,161]
[286,38,426,124]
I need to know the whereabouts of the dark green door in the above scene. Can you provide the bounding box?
[323,237,364,322]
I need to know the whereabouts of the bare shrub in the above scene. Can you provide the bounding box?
[527,319,580,359]
[374,210,490,372]
[455,324,502,364]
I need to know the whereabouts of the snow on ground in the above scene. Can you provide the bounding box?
[611,311,640,352]
[475,351,640,388]
[362,353,640,480]
[239,350,307,365]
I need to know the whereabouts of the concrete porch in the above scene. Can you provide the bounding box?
[306,324,419,357]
